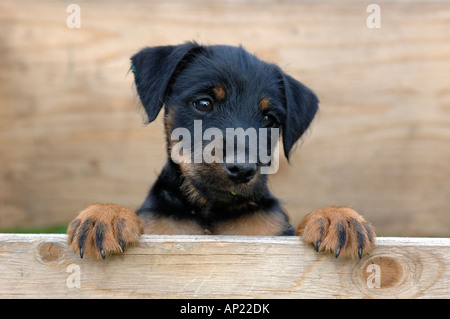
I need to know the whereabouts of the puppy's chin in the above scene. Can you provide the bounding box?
[180,164,268,207]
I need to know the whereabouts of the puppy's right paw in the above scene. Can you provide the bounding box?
[67,204,143,259]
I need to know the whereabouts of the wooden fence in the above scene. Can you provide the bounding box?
[1,0,450,237]
[0,234,448,298]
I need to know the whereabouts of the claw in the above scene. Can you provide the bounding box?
[79,247,84,259]
[100,249,106,260]
[335,246,341,258]
[315,240,321,252]
[335,221,346,258]
[120,241,125,253]
[358,247,363,259]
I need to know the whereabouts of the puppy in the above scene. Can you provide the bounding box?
[67,42,375,259]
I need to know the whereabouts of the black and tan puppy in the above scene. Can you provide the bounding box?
[67,42,375,259]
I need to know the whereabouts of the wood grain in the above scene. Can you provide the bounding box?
[0,1,449,236]
[0,234,449,298]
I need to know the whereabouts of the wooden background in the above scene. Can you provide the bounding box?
[0,0,449,236]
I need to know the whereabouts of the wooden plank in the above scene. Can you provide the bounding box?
[1,0,450,237]
[0,234,448,298]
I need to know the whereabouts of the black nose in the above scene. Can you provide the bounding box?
[225,163,257,184]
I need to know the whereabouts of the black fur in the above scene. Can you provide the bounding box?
[131,42,318,235]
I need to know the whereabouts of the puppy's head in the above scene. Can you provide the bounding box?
[131,42,318,205]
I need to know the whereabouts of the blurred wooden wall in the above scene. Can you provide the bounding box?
[0,0,449,236]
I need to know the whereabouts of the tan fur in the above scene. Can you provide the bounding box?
[212,85,226,101]
[67,203,143,259]
[259,97,271,112]
[212,211,286,235]
[164,106,177,154]
[141,215,206,235]
[164,107,176,134]
[178,162,208,206]
[296,206,375,258]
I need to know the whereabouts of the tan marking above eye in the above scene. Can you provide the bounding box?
[212,86,226,101]
[259,97,271,111]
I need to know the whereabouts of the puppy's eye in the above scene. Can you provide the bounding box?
[262,114,279,128]
[192,98,213,113]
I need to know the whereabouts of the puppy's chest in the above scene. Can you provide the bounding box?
[140,210,288,236]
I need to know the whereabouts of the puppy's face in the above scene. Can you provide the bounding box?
[131,43,318,206]
[165,46,286,204]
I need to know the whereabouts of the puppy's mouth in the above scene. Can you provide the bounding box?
[180,162,266,205]
[197,180,263,203]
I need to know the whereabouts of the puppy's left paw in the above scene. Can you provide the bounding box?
[296,206,375,259]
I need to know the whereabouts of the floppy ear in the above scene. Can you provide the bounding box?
[130,42,201,123]
[280,73,319,160]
